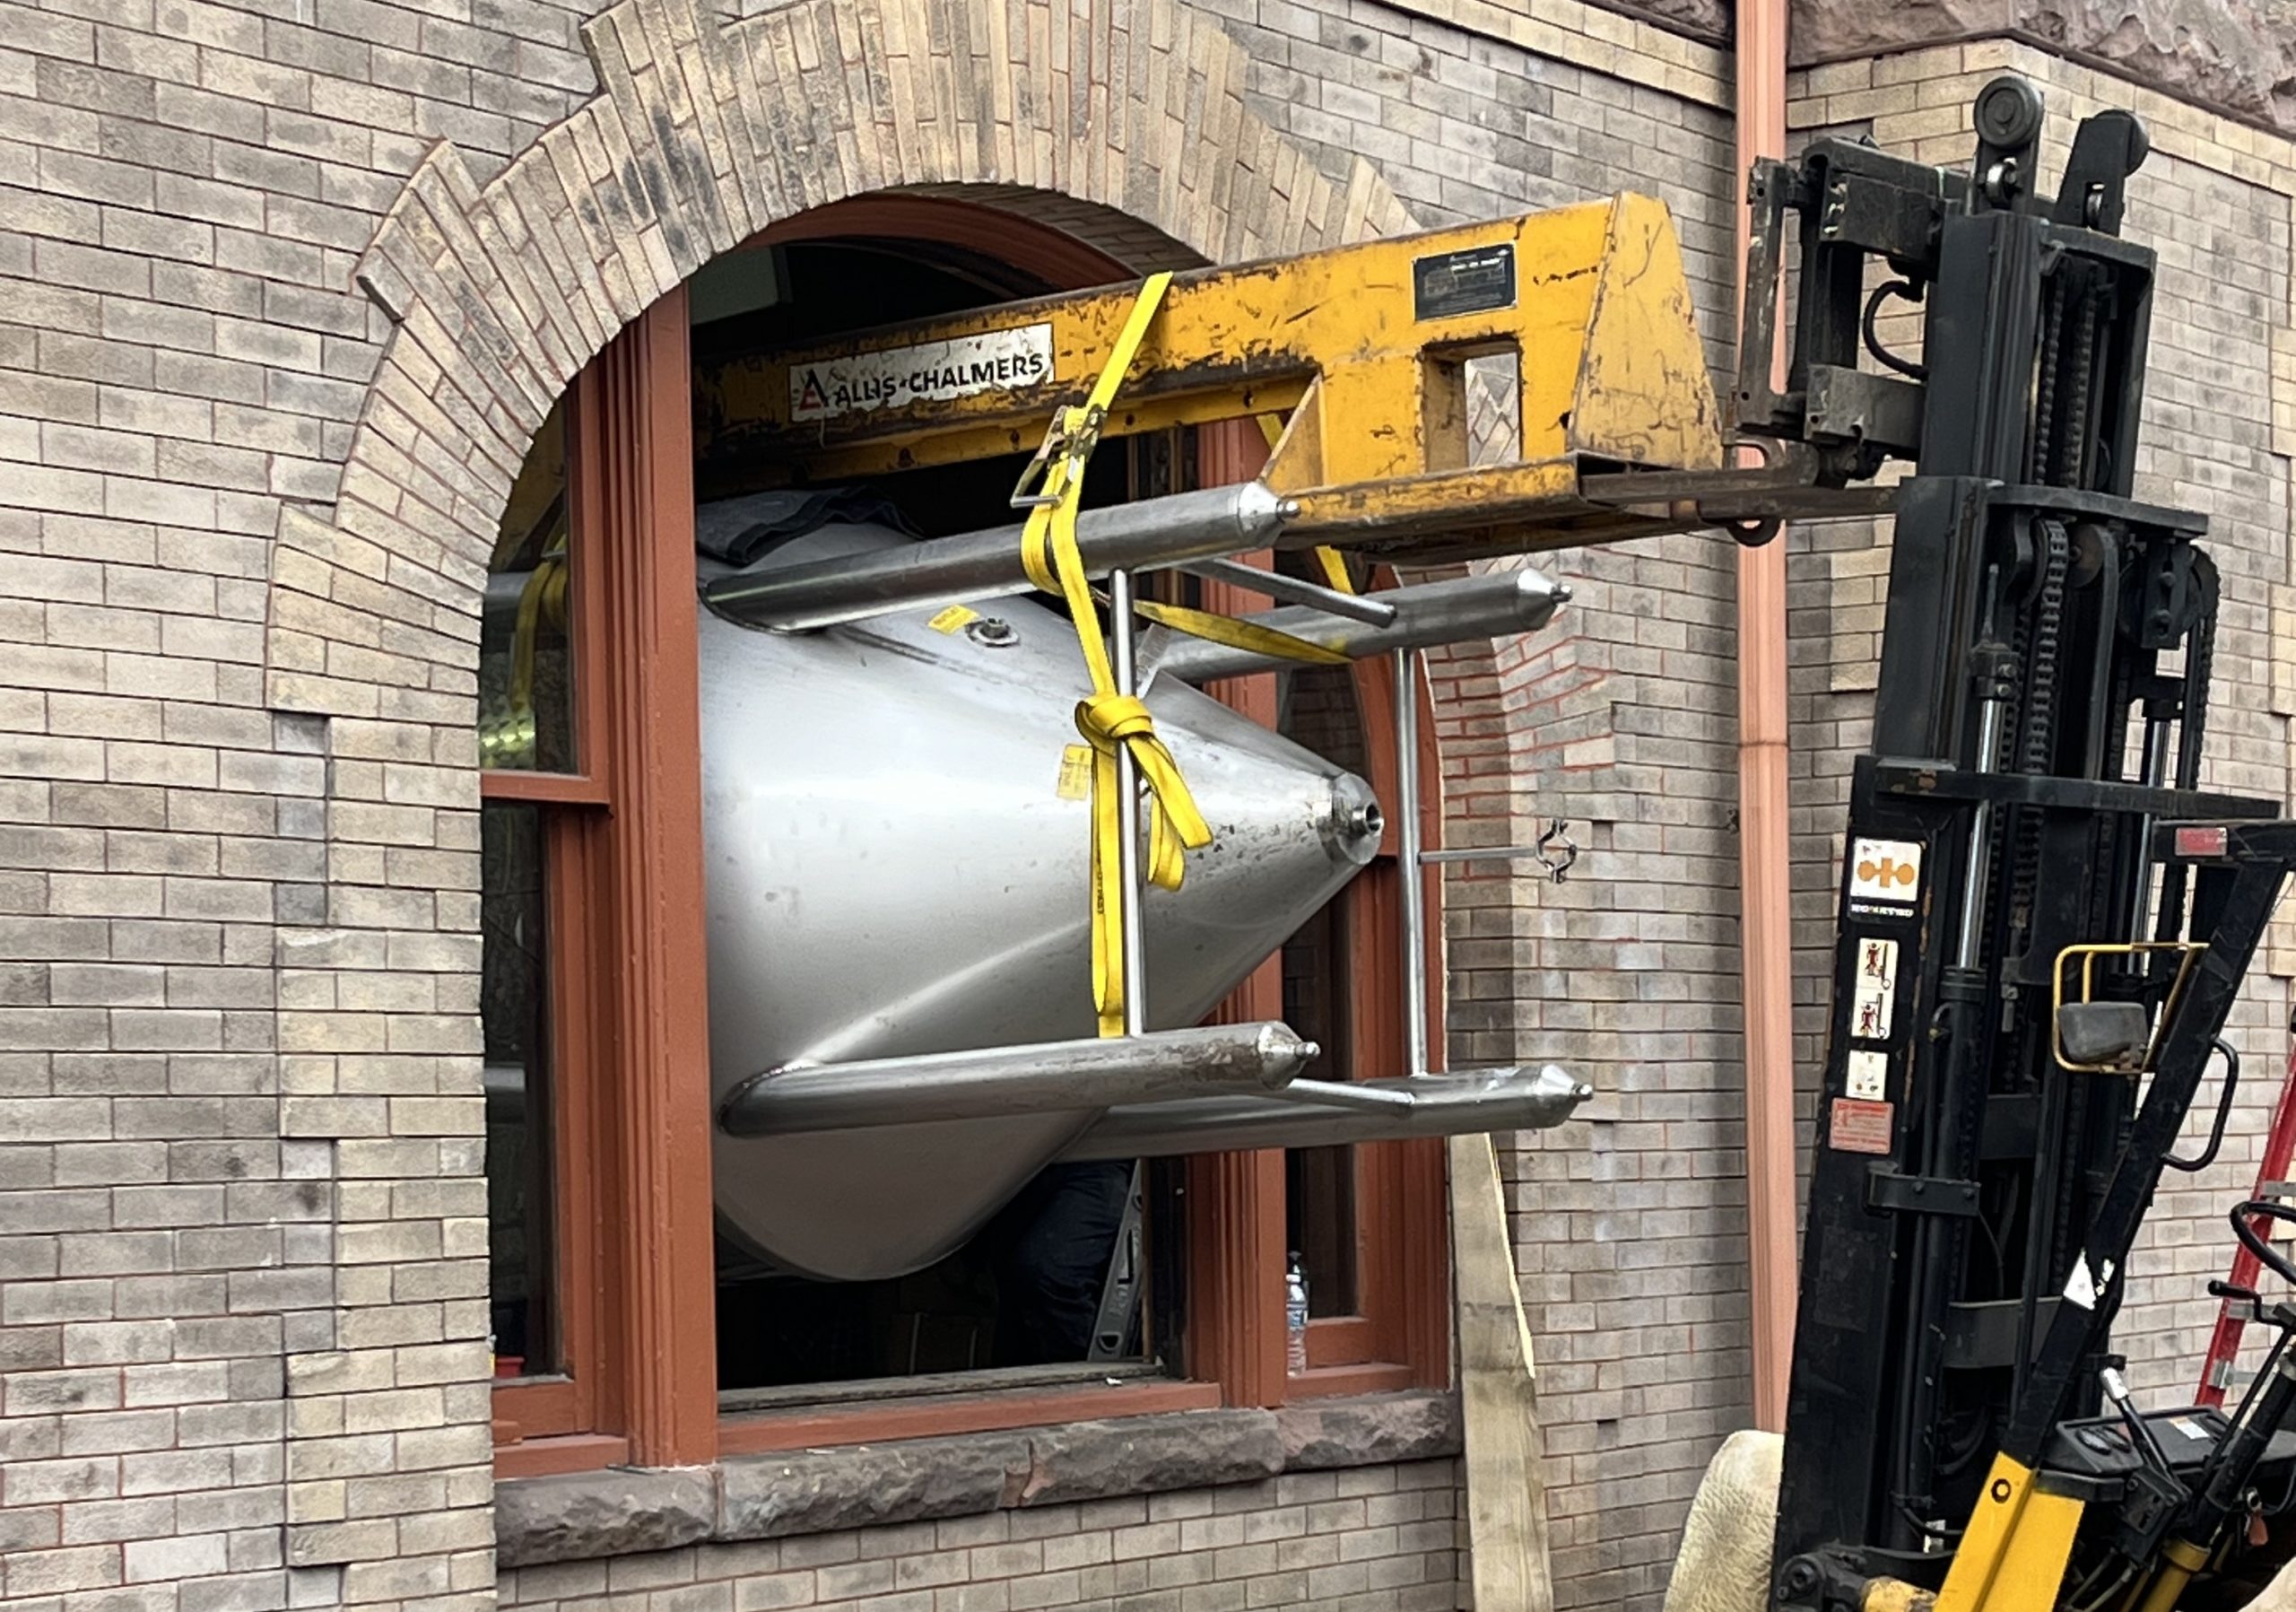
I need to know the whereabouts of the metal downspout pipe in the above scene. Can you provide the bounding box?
[1736,0,1797,1433]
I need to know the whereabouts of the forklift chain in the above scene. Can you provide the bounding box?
[2057,286,2102,486]
[2030,285,2068,484]
[2006,518,2073,945]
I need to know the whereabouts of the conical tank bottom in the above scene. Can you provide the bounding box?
[700,519,1383,1280]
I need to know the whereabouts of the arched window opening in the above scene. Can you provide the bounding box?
[477,193,1450,1474]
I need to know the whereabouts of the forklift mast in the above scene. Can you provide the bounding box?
[1748,76,2296,1610]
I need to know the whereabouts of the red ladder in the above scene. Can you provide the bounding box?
[2197,1032,2296,1407]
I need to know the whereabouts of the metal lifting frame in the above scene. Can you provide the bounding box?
[693,195,1787,567]
[1744,77,2296,1612]
[697,202,1756,1145]
[696,196,1743,652]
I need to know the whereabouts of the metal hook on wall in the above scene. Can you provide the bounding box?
[1534,821,1578,884]
[1418,818,1585,884]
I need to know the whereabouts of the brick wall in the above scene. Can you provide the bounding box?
[1187,7,1750,1600]
[502,1461,1462,1612]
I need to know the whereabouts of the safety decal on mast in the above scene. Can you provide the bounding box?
[1845,1050,1888,1100]
[1851,937,1898,1041]
[1829,1097,1894,1155]
[2063,1254,2115,1311]
[1847,838,1923,915]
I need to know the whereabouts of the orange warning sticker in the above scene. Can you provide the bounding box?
[1830,1097,1895,1155]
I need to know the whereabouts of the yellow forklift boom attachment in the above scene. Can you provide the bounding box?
[697,196,1731,562]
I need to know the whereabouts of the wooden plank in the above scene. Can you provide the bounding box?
[1448,1130,1554,1612]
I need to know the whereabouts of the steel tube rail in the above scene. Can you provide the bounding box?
[1396,648,1430,1078]
[716,1022,1317,1137]
[1058,1064,1592,1161]
[1151,567,1565,684]
[702,481,1294,632]
[1173,556,1397,626]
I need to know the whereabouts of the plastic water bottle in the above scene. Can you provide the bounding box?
[1285,1252,1310,1375]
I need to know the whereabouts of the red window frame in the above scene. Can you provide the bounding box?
[487,291,718,1476]
[1191,424,1450,1405]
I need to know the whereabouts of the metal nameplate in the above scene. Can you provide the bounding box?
[789,323,1056,422]
[1413,243,1516,321]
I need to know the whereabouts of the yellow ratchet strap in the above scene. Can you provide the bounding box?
[1128,598,1351,667]
[1016,272,1213,1038]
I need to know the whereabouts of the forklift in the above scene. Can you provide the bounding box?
[1744,75,2296,1612]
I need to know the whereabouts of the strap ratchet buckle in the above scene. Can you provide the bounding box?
[1011,404,1108,510]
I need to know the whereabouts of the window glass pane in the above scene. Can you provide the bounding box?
[482,402,578,772]
[483,801,556,1376]
[1283,893,1359,1319]
[1277,662,1371,1321]
[1465,350,1522,466]
[717,1159,1146,1392]
[1278,663,1370,776]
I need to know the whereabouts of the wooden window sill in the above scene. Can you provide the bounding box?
[479,770,610,806]
[495,1433,634,1479]
[717,1377,1222,1456]
[1287,1361,1417,1399]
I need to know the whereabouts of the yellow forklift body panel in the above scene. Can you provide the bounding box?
[1928,1455,2085,1612]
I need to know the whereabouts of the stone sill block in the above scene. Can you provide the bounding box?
[496,1390,1463,1567]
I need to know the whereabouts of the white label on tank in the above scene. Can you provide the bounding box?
[789,324,1057,421]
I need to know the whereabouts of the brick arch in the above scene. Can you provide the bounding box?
[259,30,1532,1532]
[264,0,1422,703]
